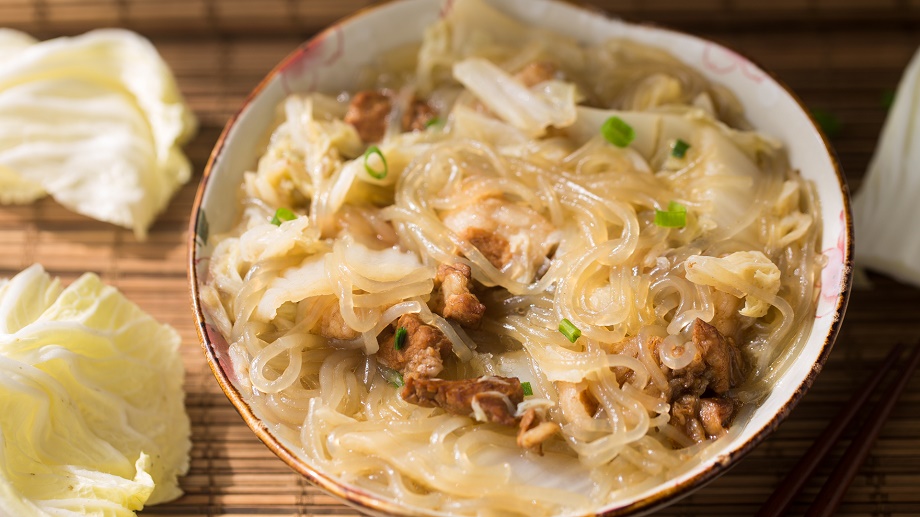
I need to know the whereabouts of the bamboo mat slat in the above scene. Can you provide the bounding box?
[6,0,920,36]
[1,1,920,515]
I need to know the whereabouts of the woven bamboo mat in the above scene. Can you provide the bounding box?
[1,0,920,515]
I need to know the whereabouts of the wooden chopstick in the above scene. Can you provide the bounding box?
[804,342,920,517]
[756,342,906,517]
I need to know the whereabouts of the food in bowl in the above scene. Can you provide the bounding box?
[196,0,839,514]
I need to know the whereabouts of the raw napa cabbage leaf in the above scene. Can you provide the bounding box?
[0,265,190,516]
[0,29,197,240]
[852,45,920,287]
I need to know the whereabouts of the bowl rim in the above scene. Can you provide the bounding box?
[186,0,854,515]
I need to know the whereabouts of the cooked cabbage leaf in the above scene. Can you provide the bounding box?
[0,264,190,516]
[569,106,781,240]
[684,251,782,318]
[453,57,578,136]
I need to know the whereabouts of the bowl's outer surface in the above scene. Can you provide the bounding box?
[188,0,852,515]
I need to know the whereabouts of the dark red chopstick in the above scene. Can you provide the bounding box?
[756,343,905,517]
[804,342,920,517]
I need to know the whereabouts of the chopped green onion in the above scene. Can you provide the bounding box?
[559,318,581,343]
[600,116,635,148]
[363,145,388,179]
[425,116,442,128]
[380,366,404,388]
[671,139,690,159]
[811,109,841,138]
[394,326,407,350]
[270,207,296,226]
[521,381,533,397]
[654,201,687,228]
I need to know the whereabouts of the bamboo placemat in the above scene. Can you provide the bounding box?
[1,1,919,515]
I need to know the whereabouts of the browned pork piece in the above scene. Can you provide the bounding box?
[518,408,560,452]
[377,313,453,378]
[378,295,557,451]
[556,380,600,421]
[666,319,746,443]
[401,375,523,426]
[584,319,745,444]
[402,97,437,132]
[698,397,735,437]
[430,263,486,329]
[464,227,511,270]
[401,375,561,453]
[670,394,706,443]
[345,90,391,143]
[345,90,437,142]
[668,319,744,397]
[315,301,360,340]
[441,196,559,282]
[602,334,663,388]
[670,394,736,443]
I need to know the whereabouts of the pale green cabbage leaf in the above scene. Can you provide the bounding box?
[0,265,190,516]
[0,29,197,240]
[852,45,920,287]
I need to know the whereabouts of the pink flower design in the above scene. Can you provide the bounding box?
[279,26,345,94]
[193,255,210,270]
[817,210,846,319]
[441,0,456,18]
[702,43,765,83]
[206,323,239,386]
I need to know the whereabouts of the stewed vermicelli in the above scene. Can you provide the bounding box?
[201,0,821,514]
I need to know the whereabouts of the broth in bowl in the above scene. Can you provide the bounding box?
[190,0,850,515]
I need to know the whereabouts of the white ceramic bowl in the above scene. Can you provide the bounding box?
[188,0,853,515]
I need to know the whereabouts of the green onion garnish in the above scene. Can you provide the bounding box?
[559,318,581,343]
[390,371,404,388]
[425,116,442,129]
[600,116,635,148]
[380,366,404,388]
[270,207,296,226]
[654,201,687,228]
[521,381,533,396]
[394,326,407,350]
[671,139,690,159]
[363,145,388,179]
